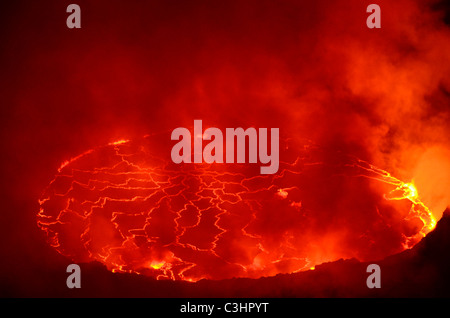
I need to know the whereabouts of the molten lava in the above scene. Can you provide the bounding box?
[37,134,436,281]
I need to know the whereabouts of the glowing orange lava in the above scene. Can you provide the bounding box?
[37,135,436,281]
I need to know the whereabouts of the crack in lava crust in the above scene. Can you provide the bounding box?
[37,134,435,281]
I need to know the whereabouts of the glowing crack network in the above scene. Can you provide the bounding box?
[37,134,435,281]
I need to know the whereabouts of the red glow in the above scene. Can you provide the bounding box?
[0,0,448,297]
[37,135,435,281]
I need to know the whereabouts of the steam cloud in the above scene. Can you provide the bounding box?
[8,0,447,217]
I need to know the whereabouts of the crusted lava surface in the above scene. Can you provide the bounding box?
[37,133,434,282]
